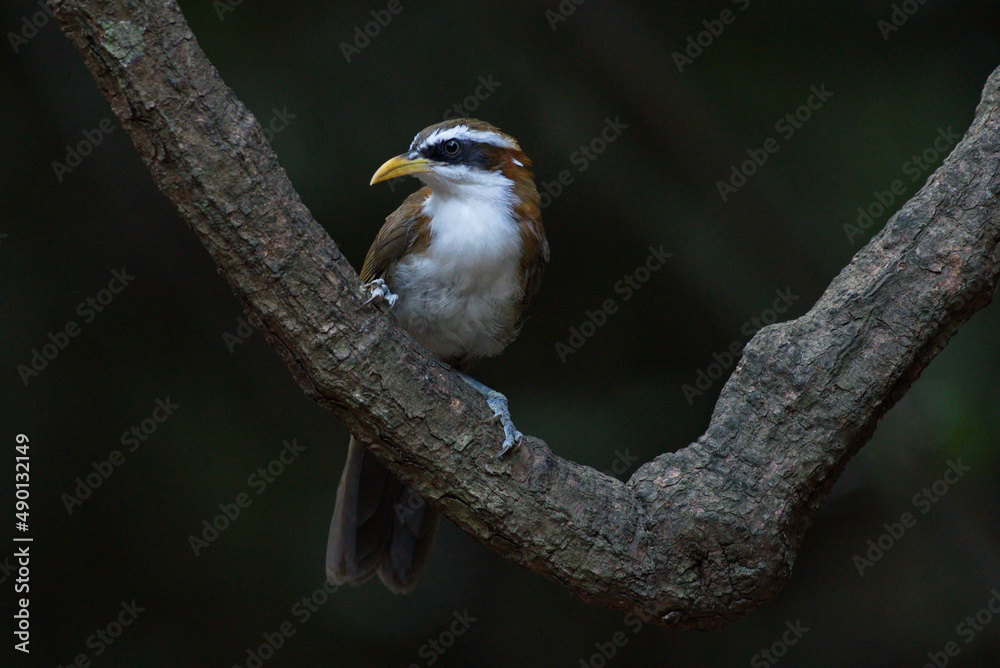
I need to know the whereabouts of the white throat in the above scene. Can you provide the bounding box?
[420,174,521,279]
[417,168,521,268]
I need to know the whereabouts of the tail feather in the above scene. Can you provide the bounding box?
[378,486,440,593]
[327,436,439,592]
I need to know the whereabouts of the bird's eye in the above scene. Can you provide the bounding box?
[442,139,462,157]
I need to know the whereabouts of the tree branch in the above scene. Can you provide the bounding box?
[53,0,1000,630]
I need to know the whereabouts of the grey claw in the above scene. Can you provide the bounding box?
[358,279,398,310]
[491,429,523,461]
[485,392,522,460]
[457,372,525,460]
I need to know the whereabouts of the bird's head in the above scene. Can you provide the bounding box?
[370,119,536,202]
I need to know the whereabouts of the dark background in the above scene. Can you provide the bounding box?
[3,1,1000,666]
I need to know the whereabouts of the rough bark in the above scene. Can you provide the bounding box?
[52,0,1000,630]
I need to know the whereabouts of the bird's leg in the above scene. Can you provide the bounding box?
[458,373,523,459]
[358,278,398,309]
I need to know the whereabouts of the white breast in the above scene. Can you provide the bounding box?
[390,189,524,365]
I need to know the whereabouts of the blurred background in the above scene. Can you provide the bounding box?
[2,0,1000,665]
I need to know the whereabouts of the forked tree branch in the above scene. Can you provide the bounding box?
[53,0,1000,630]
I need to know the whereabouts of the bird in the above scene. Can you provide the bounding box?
[326,118,549,594]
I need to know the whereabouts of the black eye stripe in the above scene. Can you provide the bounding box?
[420,138,494,171]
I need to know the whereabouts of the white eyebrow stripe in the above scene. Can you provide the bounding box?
[411,125,515,152]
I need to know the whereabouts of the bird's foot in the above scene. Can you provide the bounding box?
[458,373,523,460]
[359,278,398,309]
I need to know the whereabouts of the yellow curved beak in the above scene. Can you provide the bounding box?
[370,154,434,185]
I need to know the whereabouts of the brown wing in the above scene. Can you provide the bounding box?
[520,230,549,314]
[360,188,432,283]
[515,181,549,316]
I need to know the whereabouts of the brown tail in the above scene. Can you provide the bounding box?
[326,436,439,593]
